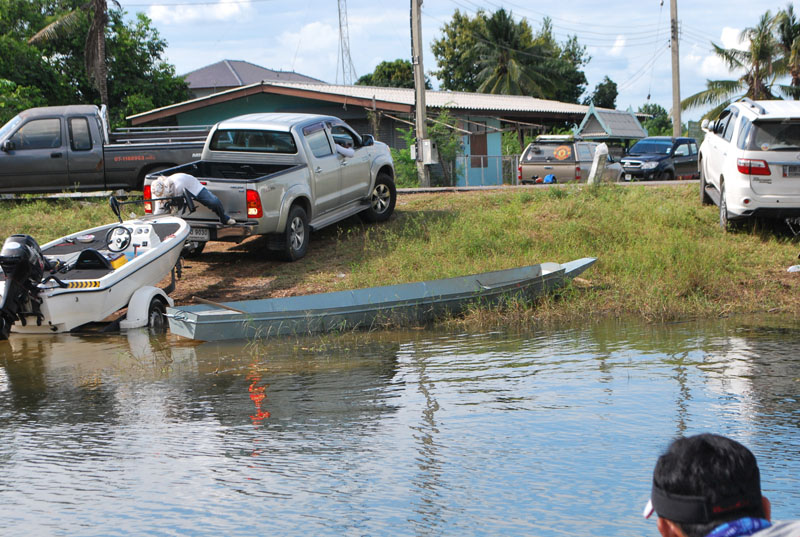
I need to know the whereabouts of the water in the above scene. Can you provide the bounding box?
[1,317,799,536]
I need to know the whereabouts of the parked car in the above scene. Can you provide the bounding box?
[620,136,698,181]
[143,113,396,261]
[518,135,623,184]
[0,105,207,193]
[699,98,800,230]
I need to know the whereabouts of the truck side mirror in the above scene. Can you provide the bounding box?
[700,119,709,131]
[1,140,14,152]
[360,134,374,147]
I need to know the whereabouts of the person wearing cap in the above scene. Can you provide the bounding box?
[152,173,235,225]
[644,433,800,537]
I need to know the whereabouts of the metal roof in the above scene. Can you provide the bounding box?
[183,60,326,90]
[128,80,613,125]
[576,103,647,139]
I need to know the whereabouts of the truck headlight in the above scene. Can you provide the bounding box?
[642,161,659,170]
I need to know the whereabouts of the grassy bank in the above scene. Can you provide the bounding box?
[2,184,799,327]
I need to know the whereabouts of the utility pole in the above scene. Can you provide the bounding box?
[670,0,681,137]
[410,0,430,187]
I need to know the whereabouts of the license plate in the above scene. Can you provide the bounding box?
[783,165,800,177]
[625,173,632,181]
[187,227,210,241]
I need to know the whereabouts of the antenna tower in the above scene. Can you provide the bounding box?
[337,0,357,85]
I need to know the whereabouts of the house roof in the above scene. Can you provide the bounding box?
[576,103,647,139]
[183,60,326,90]
[128,81,615,125]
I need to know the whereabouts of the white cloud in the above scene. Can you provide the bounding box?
[148,0,252,25]
[608,35,626,57]
[720,26,747,50]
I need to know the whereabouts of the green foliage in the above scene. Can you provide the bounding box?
[390,127,418,188]
[638,102,672,136]
[356,59,430,89]
[0,0,187,125]
[584,75,617,108]
[431,10,588,102]
[0,79,47,124]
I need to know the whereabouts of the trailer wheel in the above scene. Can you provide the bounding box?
[181,240,206,258]
[147,296,168,334]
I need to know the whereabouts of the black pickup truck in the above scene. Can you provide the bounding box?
[620,136,699,181]
[0,105,207,194]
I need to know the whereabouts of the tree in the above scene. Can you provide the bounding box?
[29,0,120,106]
[356,59,430,89]
[775,3,800,99]
[430,9,589,101]
[638,103,672,136]
[474,8,550,95]
[0,79,47,124]
[682,11,781,118]
[584,76,618,108]
[430,9,484,92]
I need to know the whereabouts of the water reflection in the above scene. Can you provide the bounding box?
[0,317,798,536]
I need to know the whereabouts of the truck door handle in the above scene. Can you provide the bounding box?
[51,152,62,158]
[340,161,348,166]
[315,167,322,173]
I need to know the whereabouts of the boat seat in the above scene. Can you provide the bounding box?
[74,248,113,271]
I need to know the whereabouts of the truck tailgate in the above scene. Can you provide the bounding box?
[195,178,248,221]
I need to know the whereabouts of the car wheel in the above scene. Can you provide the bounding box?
[658,169,674,181]
[700,162,713,206]
[360,172,397,223]
[181,240,206,258]
[280,205,309,261]
[719,183,731,231]
[147,296,167,334]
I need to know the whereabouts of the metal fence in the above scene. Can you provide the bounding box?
[451,155,521,187]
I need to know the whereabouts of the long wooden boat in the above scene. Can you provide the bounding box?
[166,257,597,341]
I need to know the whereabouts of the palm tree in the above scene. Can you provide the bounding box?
[775,3,800,99]
[474,9,550,96]
[681,11,781,119]
[28,0,120,106]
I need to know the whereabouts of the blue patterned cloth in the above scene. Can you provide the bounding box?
[706,518,771,537]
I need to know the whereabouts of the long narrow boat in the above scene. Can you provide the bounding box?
[166,257,597,342]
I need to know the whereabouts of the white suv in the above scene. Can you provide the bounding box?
[699,98,800,231]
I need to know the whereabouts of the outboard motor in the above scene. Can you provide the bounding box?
[0,234,46,339]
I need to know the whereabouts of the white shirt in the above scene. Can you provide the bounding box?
[168,173,204,197]
[335,144,355,158]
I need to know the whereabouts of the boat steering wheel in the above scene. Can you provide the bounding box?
[106,225,132,252]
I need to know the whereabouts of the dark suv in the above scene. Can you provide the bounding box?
[620,136,699,181]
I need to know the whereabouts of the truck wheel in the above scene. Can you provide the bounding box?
[719,183,734,232]
[700,162,713,206]
[360,173,396,223]
[280,205,309,261]
[658,169,674,181]
[147,296,167,334]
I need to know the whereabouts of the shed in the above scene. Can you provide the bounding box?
[575,103,647,142]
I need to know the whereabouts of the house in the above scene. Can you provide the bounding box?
[129,81,632,186]
[183,60,326,99]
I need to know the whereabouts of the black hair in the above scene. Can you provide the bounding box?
[653,433,764,537]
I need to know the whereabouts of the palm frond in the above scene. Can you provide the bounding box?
[681,79,744,110]
[28,9,85,44]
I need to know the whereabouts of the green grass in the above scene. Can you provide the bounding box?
[3,184,799,329]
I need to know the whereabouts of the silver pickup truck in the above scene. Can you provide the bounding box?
[143,113,397,261]
[0,105,207,193]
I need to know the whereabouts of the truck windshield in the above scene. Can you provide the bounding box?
[521,142,576,163]
[210,129,297,154]
[748,120,800,151]
[629,139,673,154]
[0,115,22,141]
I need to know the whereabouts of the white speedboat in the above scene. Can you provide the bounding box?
[0,211,189,338]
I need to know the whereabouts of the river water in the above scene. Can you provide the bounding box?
[1,316,799,536]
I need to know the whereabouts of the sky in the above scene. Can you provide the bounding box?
[115,0,789,122]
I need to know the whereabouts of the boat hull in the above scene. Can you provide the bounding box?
[1,216,189,334]
[167,257,597,341]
